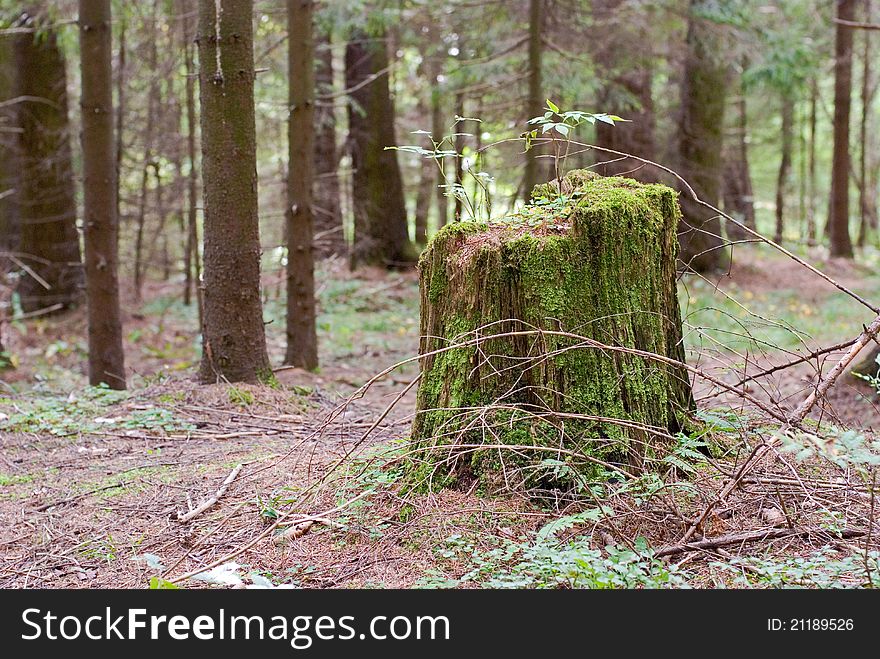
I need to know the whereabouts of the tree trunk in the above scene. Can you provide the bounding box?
[414,148,432,245]
[858,0,877,247]
[285,0,318,370]
[676,0,729,273]
[522,0,543,197]
[14,10,83,313]
[829,0,856,258]
[114,14,125,229]
[180,0,202,323]
[591,0,656,180]
[723,70,756,242]
[79,0,126,390]
[774,93,795,244]
[345,30,412,267]
[133,6,160,300]
[410,172,694,490]
[806,78,818,245]
[196,0,272,384]
[0,30,17,369]
[0,30,19,254]
[313,31,344,258]
[429,43,449,231]
[453,91,465,221]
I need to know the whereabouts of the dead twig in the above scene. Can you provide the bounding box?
[274,515,347,543]
[177,464,243,523]
[656,527,866,558]
[33,481,132,512]
[679,315,880,545]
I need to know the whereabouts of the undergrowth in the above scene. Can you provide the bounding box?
[0,384,194,436]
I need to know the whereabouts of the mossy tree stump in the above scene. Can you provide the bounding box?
[410,172,695,491]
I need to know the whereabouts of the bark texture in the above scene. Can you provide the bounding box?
[285,0,318,369]
[313,31,344,257]
[411,172,694,490]
[592,0,656,180]
[15,11,83,312]
[0,31,19,254]
[774,93,795,244]
[79,0,126,389]
[829,0,855,258]
[346,30,413,267]
[722,71,755,242]
[522,0,543,196]
[677,0,729,273]
[857,0,878,247]
[196,0,272,384]
[180,0,201,317]
[429,45,449,231]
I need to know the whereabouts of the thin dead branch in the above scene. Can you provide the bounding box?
[177,464,243,523]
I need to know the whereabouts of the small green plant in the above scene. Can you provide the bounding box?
[525,100,626,192]
[419,511,688,589]
[852,355,880,394]
[0,384,194,436]
[227,386,255,407]
[391,103,623,224]
[782,428,880,470]
[80,535,119,565]
[713,548,880,588]
[0,472,34,486]
[389,116,494,222]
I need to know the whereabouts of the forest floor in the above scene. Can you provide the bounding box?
[1,247,880,589]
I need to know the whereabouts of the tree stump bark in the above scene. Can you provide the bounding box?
[410,172,694,491]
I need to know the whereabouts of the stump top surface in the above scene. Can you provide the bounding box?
[421,171,680,267]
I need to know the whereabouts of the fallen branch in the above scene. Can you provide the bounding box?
[679,314,880,545]
[168,488,372,584]
[177,464,243,523]
[657,527,866,558]
[33,481,132,512]
[274,515,346,543]
[788,314,880,425]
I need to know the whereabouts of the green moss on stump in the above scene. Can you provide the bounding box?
[409,171,695,492]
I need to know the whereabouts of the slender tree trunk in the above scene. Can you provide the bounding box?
[453,91,465,221]
[591,0,656,180]
[523,0,543,197]
[775,93,795,244]
[798,96,808,238]
[723,70,756,242]
[414,153,432,245]
[143,162,171,277]
[79,0,126,389]
[133,8,160,300]
[181,0,201,323]
[15,10,83,313]
[858,0,877,247]
[0,30,18,367]
[472,96,484,203]
[0,31,19,254]
[196,0,272,384]
[313,31,344,258]
[829,0,856,258]
[345,30,412,267]
[677,0,729,272]
[114,15,125,228]
[285,0,318,369]
[429,34,448,231]
[807,78,818,245]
